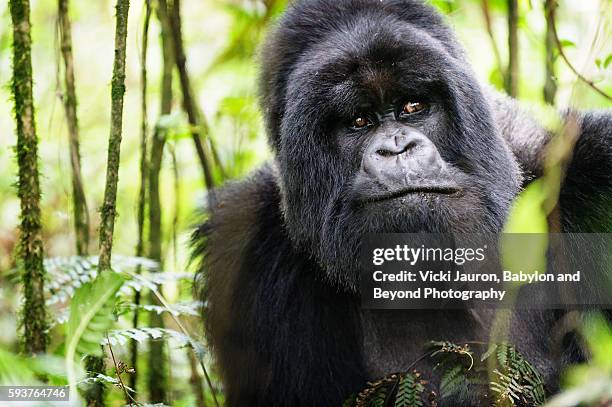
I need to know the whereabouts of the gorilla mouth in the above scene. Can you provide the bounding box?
[365,185,461,203]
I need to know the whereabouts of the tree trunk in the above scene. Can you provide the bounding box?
[505,0,519,97]
[89,0,130,405]
[98,0,130,271]
[146,0,174,402]
[58,0,90,256]
[129,0,152,399]
[9,0,48,356]
[147,128,168,404]
[168,0,216,206]
[543,0,557,105]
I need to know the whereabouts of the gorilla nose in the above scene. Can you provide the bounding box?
[375,136,418,157]
[356,127,458,198]
[363,129,444,178]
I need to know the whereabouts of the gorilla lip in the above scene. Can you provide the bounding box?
[365,185,461,203]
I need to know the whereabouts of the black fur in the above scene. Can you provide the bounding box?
[193,1,612,405]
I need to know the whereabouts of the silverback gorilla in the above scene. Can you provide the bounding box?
[193,0,612,405]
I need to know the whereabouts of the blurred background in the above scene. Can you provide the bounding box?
[0,0,610,406]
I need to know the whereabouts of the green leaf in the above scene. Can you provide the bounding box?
[503,180,548,234]
[64,271,123,395]
[501,180,549,280]
[496,342,509,367]
[481,343,498,362]
[370,386,387,407]
[342,393,357,407]
[395,373,423,407]
[559,39,576,48]
[604,54,612,69]
[440,365,466,398]
[583,314,612,372]
[65,271,124,358]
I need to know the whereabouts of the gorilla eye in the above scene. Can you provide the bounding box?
[402,101,427,115]
[352,116,371,129]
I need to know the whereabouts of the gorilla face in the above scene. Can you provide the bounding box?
[263,1,522,291]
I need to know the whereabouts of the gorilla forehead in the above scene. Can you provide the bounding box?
[260,0,463,148]
[286,17,456,114]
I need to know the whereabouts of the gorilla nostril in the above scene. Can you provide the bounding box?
[376,149,394,157]
[405,141,418,152]
[376,141,418,157]
[396,141,418,155]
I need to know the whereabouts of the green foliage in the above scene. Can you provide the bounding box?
[62,271,123,402]
[343,394,358,407]
[439,365,466,398]
[370,384,387,407]
[65,271,124,358]
[503,179,549,234]
[44,255,158,307]
[346,371,425,407]
[79,372,134,393]
[30,254,209,405]
[429,341,476,399]
[546,314,612,407]
[429,341,475,370]
[347,341,546,406]
[105,327,192,348]
[122,301,203,317]
[394,373,425,407]
[1,0,611,406]
[500,179,550,285]
[481,343,498,362]
[489,343,546,406]
[0,348,69,385]
[557,39,576,49]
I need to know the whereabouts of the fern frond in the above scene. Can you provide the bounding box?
[45,255,158,305]
[395,372,424,407]
[490,343,546,406]
[78,373,135,393]
[103,327,194,348]
[370,385,387,407]
[439,365,466,398]
[121,300,203,317]
[481,343,498,362]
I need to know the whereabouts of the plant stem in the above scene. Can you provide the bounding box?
[58,0,90,256]
[549,1,611,101]
[505,0,519,97]
[543,0,558,105]
[129,0,152,398]
[92,0,130,405]
[144,1,174,402]
[10,0,49,356]
[168,0,216,206]
[480,0,506,86]
[98,0,131,271]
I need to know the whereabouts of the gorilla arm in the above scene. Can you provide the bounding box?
[488,89,612,231]
[193,165,366,407]
[559,111,612,232]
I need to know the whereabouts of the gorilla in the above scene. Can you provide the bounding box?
[193,0,612,405]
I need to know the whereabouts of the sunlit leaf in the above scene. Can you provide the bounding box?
[501,180,549,279]
[65,271,124,358]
